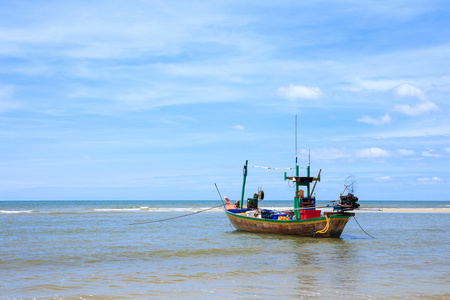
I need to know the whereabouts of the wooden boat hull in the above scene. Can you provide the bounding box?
[225,210,354,238]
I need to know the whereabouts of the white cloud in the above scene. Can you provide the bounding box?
[305,147,394,161]
[393,83,425,100]
[312,147,390,160]
[397,149,415,156]
[232,125,245,131]
[301,148,352,161]
[357,114,391,126]
[393,101,439,116]
[116,91,157,102]
[277,85,322,101]
[390,83,440,117]
[356,147,389,158]
[422,149,441,157]
[376,176,391,182]
[365,124,450,139]
[418,177,442,184]
[355,79,404,92]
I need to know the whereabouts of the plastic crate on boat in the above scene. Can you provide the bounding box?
[300,209,321,220]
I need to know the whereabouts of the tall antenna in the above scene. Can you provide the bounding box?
[309,149,310,167]
[295,115,298,167]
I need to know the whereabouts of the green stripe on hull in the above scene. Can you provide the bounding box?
[224,210,350,224]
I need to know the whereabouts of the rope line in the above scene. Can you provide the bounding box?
[129,204,223,225]
[315,215,330,235]
[352,215,377,239]
[251,166,293,170]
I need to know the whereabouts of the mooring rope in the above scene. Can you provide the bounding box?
[251,165,293,170]
[315,215,331,235]
[352,215,377,239]
[129,204,224,225]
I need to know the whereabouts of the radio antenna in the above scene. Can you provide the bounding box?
[295,115,298,167]
[309,149,310,167]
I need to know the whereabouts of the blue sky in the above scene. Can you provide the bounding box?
[1,0,449,201]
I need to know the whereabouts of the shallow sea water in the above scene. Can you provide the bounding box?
[1,200,449,299]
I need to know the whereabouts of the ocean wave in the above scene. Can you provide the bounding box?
[91,206,302,213]
[0,207,226,214]
[0,210,34,214]
[94,208,143,212]
[95,207,225,213]
[0,206,317,214]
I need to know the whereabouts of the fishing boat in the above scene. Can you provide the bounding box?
[224,159,359,238]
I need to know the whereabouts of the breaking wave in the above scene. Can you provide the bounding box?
[0,210,34,214]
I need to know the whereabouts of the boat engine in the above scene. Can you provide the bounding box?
[247,193,258,209]
[338,193,360,211]
[247,190,264,209]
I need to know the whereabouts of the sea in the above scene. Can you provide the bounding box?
[1,200,449,299]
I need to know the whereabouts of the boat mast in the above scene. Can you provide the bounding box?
[294,116,301,219]
[295,115,299,193]
[295,115,298,169]
[307,149,311,198]
[240,160,248,208]
[284,116,319,218]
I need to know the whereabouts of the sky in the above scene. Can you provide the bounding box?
[1,0,449,201]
